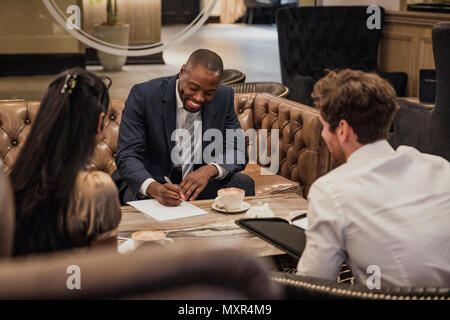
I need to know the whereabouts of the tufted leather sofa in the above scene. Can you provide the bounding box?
[0,93,332,198]
[229,82,290,98]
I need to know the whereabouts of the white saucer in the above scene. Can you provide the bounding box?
[211,201,251,214]
[118,239,136,255]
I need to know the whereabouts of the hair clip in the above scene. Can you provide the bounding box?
[61,73,78,94]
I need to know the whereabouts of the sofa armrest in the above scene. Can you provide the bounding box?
[270,271,450,300]
[0,241,282,300]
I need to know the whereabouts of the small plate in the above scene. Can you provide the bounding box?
[211,201,251,214]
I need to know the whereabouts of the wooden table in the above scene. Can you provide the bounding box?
[118,193,308,257]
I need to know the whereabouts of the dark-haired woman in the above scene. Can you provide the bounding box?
[10,68,121,256]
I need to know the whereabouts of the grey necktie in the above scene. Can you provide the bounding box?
[179,113,199,179]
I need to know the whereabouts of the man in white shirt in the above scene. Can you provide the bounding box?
[297,69,450,287]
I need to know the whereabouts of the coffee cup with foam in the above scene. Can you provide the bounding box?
[132,230,173,248]
[215,187,245,211]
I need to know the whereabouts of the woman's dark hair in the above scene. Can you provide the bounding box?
[10,68,110,255]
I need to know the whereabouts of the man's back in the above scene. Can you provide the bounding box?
[298,140,450,287]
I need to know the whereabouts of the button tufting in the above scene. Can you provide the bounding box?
[12,140,18,146]
[239,109,243,114]
[25,119,31,125]
[110,115,116,121]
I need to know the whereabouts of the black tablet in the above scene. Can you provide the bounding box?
[235,218,306,259]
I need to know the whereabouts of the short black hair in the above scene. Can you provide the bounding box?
[186,49,224,76]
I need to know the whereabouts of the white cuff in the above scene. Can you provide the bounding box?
[139,178,156,196]
[211,163,229,180]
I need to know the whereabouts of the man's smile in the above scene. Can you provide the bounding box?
[186,99,203,111]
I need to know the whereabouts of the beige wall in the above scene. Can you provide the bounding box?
[201,0,222,16]
[82,0,161,44]
[0,0,162,54]
[299,0,316,6]
[379,11,449,97]
[0,0,83,54]
[320,0,402,11]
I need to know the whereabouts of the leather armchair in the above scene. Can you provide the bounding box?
[0,93,332,199]
[243,0,281,25]
[276,6,408,106]
[390,22,450,161]
[221,69,246,85]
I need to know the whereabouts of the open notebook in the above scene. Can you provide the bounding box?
[235,213,308,259]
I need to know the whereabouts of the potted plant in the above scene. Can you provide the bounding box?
[90,0,129,71]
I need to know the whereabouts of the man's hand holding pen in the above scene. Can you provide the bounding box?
[147,179,185,207]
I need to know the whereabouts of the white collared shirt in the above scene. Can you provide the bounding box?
[139,80,228,195]
[297,140,450,287]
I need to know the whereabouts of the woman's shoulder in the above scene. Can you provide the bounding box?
[75,170,116,194]
[68,170,121,245]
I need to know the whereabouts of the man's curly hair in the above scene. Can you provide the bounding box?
[312,69,399,144]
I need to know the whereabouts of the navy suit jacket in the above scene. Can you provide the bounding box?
[115,75,248,198]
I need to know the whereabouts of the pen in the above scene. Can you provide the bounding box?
[164,176,173,184]
[164,176,186,201]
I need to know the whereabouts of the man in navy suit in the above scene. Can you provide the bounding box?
[113,49,255,206]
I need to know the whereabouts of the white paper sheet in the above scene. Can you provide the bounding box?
[127,199,207,221]
[292,217,308,230]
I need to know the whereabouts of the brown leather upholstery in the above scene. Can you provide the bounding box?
[230,82,290,98]
[221,69,246,85]
[0,100,40,174]
[234,93,332,196]
[0,167,14,258]
[0,242,282,299]
[86,98,126,174]
[0,93,331,198]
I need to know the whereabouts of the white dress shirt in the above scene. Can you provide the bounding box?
[297,140,450,287]
[139,80,229,195]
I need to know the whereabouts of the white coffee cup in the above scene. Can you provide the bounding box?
[215,187,245,211]
[132,230,173,248]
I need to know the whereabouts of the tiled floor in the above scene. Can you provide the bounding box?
[0,23,281,101]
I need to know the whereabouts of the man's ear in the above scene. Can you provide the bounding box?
[179,64,186,77]
[337,119,359,144]
[337,119,350,143]
[97,112,106,133]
